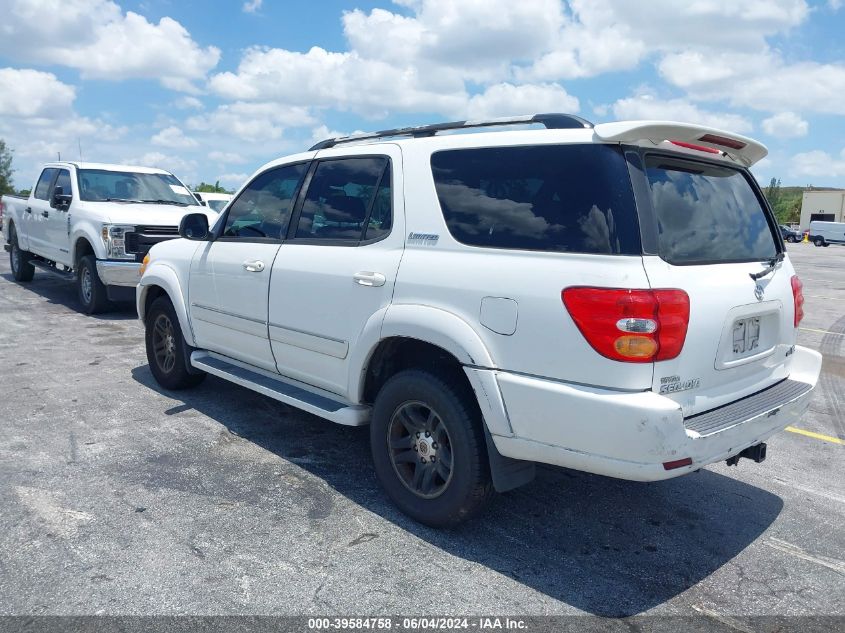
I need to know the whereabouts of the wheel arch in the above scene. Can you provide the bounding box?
[137,263,195,347]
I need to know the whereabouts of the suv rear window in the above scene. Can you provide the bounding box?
[431,144,640,255]
[645,156,778,265]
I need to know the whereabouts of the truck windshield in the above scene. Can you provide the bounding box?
[77,169,199,206]
[645,156,778,265]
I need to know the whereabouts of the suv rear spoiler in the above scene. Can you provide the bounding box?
[593,121,767,167]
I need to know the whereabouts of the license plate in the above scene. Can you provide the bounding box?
[732,317,761,354]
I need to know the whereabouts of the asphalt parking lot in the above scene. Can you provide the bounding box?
[0,239,842,621]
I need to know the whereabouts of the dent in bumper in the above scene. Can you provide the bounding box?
[96,259,141,287]
[488,346,822,481]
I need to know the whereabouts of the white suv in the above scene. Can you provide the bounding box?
[137,114,821,527]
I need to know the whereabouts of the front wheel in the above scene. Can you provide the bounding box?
[77,255,111,314]
[9,226,34,282]
[370,369,494,527]
[145,296,206,390]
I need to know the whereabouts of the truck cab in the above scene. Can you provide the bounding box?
[4,162,215,313]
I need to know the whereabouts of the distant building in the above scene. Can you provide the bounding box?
[800,190,845,230]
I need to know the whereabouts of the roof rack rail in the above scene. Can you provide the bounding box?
[308,113,594,151]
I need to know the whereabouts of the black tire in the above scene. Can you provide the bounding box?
[370,369,494,527]
[814,237,825,247]
[9,225,34,282]
[786,235,796,243]
[145,296,206,390]
[824,243,830,247]
[77,254,111,314]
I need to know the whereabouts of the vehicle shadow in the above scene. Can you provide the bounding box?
[0,272,136,320]
[131,366,783,617]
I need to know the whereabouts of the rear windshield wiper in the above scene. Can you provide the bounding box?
[749,251,785,281]
[138,199,189,206]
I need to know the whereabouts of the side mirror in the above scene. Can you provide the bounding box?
[52,185,73,210]
[193,193,207,206]
[179,212,210,241]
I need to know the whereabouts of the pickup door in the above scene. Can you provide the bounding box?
[268,145,404,397]
[24,167,58,258]
[44,168,73,264]
[188,162,309,372]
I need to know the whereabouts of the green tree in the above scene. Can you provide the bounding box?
[193,180,231,193]
[0,139,14,195]
[764,177,781,210]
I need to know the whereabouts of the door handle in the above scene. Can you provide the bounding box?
[25,207,32,214]
[242,260,265,272]
[353,271,386,287]
[42,210,49,218]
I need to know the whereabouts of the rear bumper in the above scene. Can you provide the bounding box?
[488,345,822,481]
[96,259,141,287]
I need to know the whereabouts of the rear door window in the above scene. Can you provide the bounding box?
[644,156,778,265]
[430,144,640,254]
[33,168,58,200]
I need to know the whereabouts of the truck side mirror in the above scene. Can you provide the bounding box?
[179,213,210,240]
[193,193,207,206]
[52,185,73,210]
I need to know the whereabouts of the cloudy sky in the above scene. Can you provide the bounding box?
[1,0,844,191]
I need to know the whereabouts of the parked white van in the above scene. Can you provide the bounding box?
[808,220,845,247]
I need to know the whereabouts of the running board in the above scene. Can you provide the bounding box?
[31,259,76,280]
[190,351,370,426]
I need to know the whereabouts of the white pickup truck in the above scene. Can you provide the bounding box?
[3,162,215,313]
[138,115,821,527]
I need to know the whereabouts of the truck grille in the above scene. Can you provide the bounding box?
[125,225,180,261]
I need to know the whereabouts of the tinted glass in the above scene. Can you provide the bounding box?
[364,168,392,241]
[223,163,307,239]
[54,170,72,198]
[295,157,387,241]
[645,156,778,265]
[207,200,228,213]
[77,169,198,205]
[431,144,639,254]
[34,168,58,200]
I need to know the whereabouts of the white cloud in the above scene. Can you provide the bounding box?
[121,151,198,182]
[209,151,247,165]
[790,149,845,179]
[151,126,198,149]
[0,0,219,91]
[829,0,842,10]
[611,93,753,133]
[465,83,579,119]
[242,0,262,12]
[217,173,250,187]
[761,112,808,138]
[0,68,76,118]
[173,96,204,110]
[186,101,316,141]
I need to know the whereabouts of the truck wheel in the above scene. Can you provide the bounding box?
[145,296,206,390]
[77,255,111,314]
[370,369,494,527]
[9,226,34,282]
[814,237,824,247]
[786,235,796,243]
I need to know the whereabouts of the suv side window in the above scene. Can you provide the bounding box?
[34,168,58,201]
[294,157,389,242]
[222,163,308,240]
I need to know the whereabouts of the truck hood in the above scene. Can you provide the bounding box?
[83,201,216,227]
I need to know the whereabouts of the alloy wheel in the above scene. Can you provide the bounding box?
[387,401,454,499]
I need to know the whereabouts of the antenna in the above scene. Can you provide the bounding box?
[57,151,61,161]
[78,138,83,160]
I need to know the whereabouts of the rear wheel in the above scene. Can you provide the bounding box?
[77,254,111,314]
[370,369,493,527]
[9,226,34,282]
[814,237,825,247]
[145,296,206,390]
[786,235,796,243]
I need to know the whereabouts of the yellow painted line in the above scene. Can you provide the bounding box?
[798,327,845,337]
[785,426,845,445]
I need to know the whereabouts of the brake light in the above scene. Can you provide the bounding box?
[562,288,690,362]
[670,140,720,155]
[791,275,804,327]
[698,133,746,150]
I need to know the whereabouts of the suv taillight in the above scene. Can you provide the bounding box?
[791,275,804,327]
[562,287,690,363]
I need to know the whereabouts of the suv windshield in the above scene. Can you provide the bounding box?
[431,144,640,255]
[645,156,778,265]
[77,169,199,206]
